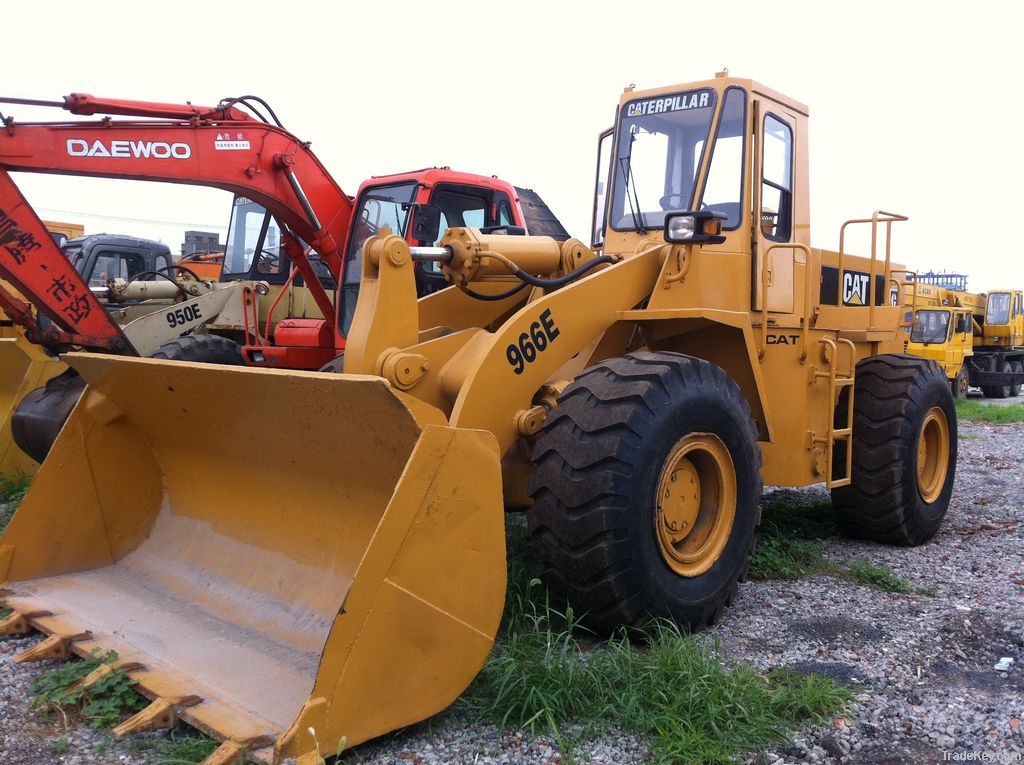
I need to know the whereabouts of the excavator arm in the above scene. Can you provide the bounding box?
[0,170,135,352]
[0,93,355,351]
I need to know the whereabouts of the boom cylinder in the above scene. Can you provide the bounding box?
[439,228,563,285]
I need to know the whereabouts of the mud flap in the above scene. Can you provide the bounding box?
[0,353,506,763]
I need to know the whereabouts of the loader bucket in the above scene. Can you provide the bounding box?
[0,353,506,763]
[0,337,66,478]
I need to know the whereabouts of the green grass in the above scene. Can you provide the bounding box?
[30,649,145,729]
[749,500,933,595]
[956,398,1024,423]
[0,600,10,619]
[0,470,31,533]
[748,499,840,581]
[844,559,913,593]
[748,535,836,581]
[459,529,852,764]
[132,733,221,764]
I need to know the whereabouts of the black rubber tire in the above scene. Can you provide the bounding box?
[953,367,970,400]
[150,334,244,365]
[527,352,762,633]
[832,354,957,546]
[983,360,1012,399]
[1010,361,1023,397]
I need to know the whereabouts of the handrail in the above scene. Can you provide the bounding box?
[760,242,814,362]
[889,269,917,329]
[837,210,908,328]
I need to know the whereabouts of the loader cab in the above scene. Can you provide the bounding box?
[595,75,812,316]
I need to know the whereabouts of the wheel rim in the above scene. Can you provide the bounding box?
[654,433,736,577]
[916,407,950,504]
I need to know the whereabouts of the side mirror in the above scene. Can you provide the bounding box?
[663,210,727,245]
[411,204,442,243]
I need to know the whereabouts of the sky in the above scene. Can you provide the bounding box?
[4,0,1022,293]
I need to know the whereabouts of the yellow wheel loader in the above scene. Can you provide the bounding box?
[1,73,957,764]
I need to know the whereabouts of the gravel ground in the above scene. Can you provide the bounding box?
[1,418,1022,765]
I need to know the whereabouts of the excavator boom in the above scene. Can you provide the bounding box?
[0,93,354,351]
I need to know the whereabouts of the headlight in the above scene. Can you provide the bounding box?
[663,210,727,245]
[666,215,695,240]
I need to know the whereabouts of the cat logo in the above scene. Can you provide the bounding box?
[843,272,870,306]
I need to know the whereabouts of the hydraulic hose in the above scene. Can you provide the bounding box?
[505,255,617,289]
[458,281,530,302]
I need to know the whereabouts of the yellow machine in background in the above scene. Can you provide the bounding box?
[974,288,1024,397]
[902,274,1023,398]
[1,74,958,765]
[902,275,986,398]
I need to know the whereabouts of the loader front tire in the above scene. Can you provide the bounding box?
[832,354,956,546]
[527,352,762,633]
[150,334,244,365]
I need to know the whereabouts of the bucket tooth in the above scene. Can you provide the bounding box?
[198,740,244,765]
[113,698,177,737]
[13,631,89,663]
[112,693,203,738]
[68,661,144,694]
[0,609,49,636]
[72,662,116,691]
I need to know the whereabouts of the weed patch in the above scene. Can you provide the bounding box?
[462,571,851,763]
[30,649,144,729]
[132,732,221,764]
[750,501,933,595]
[844,559,913,593]
[956,399,1024,423]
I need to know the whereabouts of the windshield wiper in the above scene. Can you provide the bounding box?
[921,325,949,345]
[618,152,647,235]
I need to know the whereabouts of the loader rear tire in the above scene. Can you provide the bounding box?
[150,335,244,365]
[832,354,956,546]
[527,352,762,633]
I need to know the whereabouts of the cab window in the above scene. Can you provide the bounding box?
[428,187,489,242]
[700,88,746,229]
[155,253,172,273]
[911,310,951,344]
[761,114,793,241]
[89,253,146,287]
[498,200,514,226]
[592,128,613,246]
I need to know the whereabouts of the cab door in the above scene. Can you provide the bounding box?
[751,100,796,314]
[949,310,970,372]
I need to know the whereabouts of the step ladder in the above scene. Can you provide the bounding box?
[813,337,857,488]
